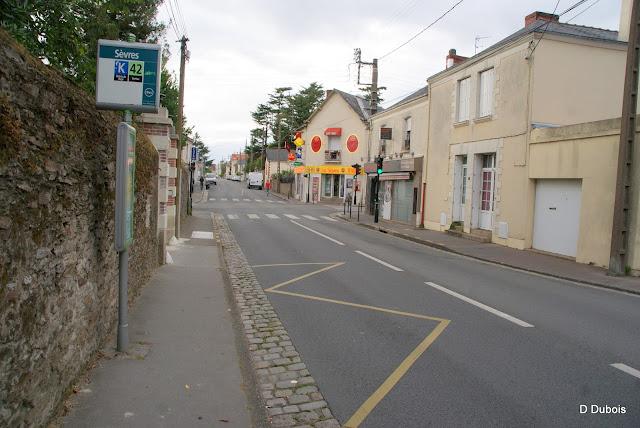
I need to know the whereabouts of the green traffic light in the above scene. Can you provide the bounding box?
[377,168,383,174]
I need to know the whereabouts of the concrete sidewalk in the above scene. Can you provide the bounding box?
[62,210,256,427]
[337,210,640,295]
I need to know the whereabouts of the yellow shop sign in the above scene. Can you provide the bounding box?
[293,165,365,175]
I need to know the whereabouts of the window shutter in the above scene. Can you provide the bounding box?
[479,69,494,117]
[457,78,470,122]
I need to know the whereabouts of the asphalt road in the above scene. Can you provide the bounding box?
[205,179,640,427]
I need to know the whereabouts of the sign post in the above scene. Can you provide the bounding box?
[96,38,161,353]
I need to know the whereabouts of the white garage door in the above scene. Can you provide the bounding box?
[532,179,582,257]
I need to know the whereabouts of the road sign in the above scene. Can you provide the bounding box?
[115,122,136,251]
[191,146,198,161]
[288,152,295,161]
[96,39,161,113]
[293,161,302,166]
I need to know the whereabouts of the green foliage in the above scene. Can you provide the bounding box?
[250,82,325,150]
[272,170,294,183]
[359,85,387,104]
[1,0,165,94]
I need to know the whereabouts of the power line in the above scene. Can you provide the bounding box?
[566,0,602,23]
[171,0,188,37]
[164,1,181,38]
[559,0,590,16]
[528,0,592,58]
[379,0,465,60]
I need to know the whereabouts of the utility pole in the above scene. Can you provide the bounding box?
[175,35,189,239]
[354,48,379,116]
[609,0,639,275]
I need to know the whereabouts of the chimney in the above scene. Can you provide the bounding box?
[618,0,632,42]
[446,49,467,69]
[525,11,559,27]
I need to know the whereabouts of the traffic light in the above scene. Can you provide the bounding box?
[352,163,361,176]
[376,156,383,175]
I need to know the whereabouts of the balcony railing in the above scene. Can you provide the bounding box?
[324,150,341,162]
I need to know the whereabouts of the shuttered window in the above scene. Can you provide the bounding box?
[478,68,494,117]
[456,77,470,122]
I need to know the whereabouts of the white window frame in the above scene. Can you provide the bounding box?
[403,117,412,152]
[456,77,470,122]
[478,68,494,118]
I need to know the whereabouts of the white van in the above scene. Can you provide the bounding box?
[247,172,264,189]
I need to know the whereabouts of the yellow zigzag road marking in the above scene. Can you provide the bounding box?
[255,261,450,428]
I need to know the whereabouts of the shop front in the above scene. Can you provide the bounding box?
[294,165,366,204]
[364,156,423,225]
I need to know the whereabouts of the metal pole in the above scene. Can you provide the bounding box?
[609,0,639,275]
[117,249,129,351]
[117,107,132,353]
[374,176,380,223]
[370,59,378,115]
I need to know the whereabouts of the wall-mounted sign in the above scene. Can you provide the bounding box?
[288,152,295,161]
[96,39,161,113]
[191,146,198,161]
[324,128,342,136]
[346,134,359,152]
[115,122,136,251]
[311,135,322,152]
[293,131,305,147]
[380,127,392,140]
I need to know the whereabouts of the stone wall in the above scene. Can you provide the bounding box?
[0,29,159,426]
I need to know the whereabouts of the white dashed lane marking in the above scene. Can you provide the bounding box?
[284,214,300,219]
[247,214,260,219]
[302,215,318,221]
[227,214,238,220]
[265,214,280,219]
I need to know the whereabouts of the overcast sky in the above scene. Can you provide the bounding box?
[158,0,622,164]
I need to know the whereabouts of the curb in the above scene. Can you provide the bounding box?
[212,213,341,428]
[335,215,640,296]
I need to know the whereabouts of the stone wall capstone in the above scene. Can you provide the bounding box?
[0,29,159,426]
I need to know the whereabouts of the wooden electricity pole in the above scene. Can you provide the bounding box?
[609,0,639,275]
[175,35,189,239]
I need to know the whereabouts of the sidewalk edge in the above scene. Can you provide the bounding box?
[334,215,640,296]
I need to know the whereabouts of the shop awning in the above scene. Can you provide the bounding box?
[324,127,342,136]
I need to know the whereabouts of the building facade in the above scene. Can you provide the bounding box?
[368,86,428,225]
[423,11,629,258]
[138,107,178,255]
[296,89,375,204]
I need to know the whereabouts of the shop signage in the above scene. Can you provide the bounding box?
[346,134,359,152]
[287,152,295,161]
[311,135,322,152]
[324,127,342,136]
[293,165,366,175]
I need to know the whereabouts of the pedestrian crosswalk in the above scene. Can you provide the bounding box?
[208,197,288,204]
[226,213,338,223]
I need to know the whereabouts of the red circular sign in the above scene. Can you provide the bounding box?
[346,135,358,152]
[311,136,322,152]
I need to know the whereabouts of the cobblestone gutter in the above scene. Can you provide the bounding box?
[213,214,341,428]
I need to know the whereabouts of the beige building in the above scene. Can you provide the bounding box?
[422,11,629,263]
[296,89,376,203]
[368,86,428,225]
[529,118,639,272]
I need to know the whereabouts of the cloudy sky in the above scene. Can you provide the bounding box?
[158,0,622,164]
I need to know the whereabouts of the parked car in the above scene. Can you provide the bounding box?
[247,172,264,189]
[205,173,217,189]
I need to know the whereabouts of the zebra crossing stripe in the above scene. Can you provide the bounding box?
[232,198,239,201]
[321,216,337,222]
[265,200,274,203]
[284,214,299,219]
[209,197,216,201]
[255,199,263,202]
[302,215,318,220]
[265,214,279,219]
[227,214,238,219]
[221,198,228,201]
[247,214,259,219]
[244,198,251,201]
[276,201,285,204]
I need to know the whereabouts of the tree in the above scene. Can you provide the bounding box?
[359,85,387,104]
[1,0,165,94]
